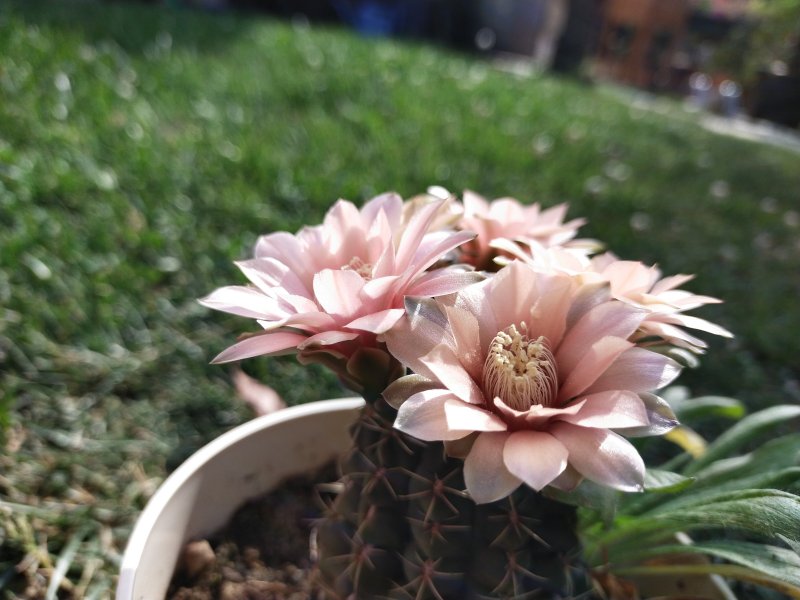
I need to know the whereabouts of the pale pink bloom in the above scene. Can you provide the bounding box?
[200,193,479,383]
[403,187,462,233]
[492,239,732,352]
[384,261,681,504]
[588,253,733,351]
[455,190,592,271]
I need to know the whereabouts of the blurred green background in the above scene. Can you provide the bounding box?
[1,1,799,597]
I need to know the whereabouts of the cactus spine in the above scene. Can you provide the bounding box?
[316,393,594,599]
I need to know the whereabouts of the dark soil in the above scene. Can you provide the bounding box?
[167,462,337,600]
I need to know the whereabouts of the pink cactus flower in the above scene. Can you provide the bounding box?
[384,261,682,503]
[588,253,733,352]
[492,239,732,352]
[200,193,479,390]
[456,190,592,271]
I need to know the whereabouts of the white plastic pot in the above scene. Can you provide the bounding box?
[117,397,365,600]
[117,396,735,600]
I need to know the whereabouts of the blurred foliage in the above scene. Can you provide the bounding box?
[749,0,800,76]
[713,0,800,81]
[0,0,799,596]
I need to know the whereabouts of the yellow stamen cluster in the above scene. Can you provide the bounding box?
[342,256,373,279]
[483,323,558,410]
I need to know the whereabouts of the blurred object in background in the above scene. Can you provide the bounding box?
[701,0,800,127]
[330,0,459,42]
[740,1,800,128]
[552,0,603,75]
[688,71,716,110]
[117,0,800,128]
[718,78,742,116]
[594,0,690,89]
[687,73,743,116]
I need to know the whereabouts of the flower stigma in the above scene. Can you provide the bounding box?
[483,322,558,410]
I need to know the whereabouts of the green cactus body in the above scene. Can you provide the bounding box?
[316,396,595,599]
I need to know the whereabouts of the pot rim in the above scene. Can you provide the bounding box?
[117,396,364,600]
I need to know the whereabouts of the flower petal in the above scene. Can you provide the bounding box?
[394,199,444,271]
[548,465,583,492]
[297,330,359,349]
[406,269,484,298]
[557,336,634,403]
[565,280,611,329]
[650,313,734,338]
[346,309,405,334]
[586,347,681,395]
[255,231,313,280]
[394,390,505,442]
[550,422,645,492]
[615,392,678,437]
[486,261,537,331]
[526,272,575,348]
[236,257,310,298]
[503,430,568,491]
[384,298,448,376]
[464,432,521,504]
[322,199,365,262]
[602,260,658,296]
[452,277,498,351]
[382,374,439,409]
[420,344,485,404]
[491,396,586,428]
[211,331,307,363]
[199,286,283,320]
[361,191,403,232]
[313,268,365,320]
[443,305,483,381]
[556,301,645,376]
[360,275,401,303]
[556,390,649,429]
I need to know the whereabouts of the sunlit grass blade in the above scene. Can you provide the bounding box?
[46,524,93,600]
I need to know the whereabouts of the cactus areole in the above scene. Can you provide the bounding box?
[202,190,731,599]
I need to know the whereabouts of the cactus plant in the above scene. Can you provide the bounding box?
[201,190,800,599]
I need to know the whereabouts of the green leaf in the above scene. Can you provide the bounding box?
[779,534,800,556]
[652,489,800,542]
[669,395,747,423]
[598,490,800,549]
[685,405,800,474]
[688,540,800,586]
[692,466,800,497]
[627,468,800,520]
[692,433,800,485]
[621,540,800,586]
[643,469,695,493]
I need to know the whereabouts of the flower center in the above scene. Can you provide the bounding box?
[342,256,373,279]
[483,322,558,410]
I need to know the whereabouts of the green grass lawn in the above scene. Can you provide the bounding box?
[1,1,799,596]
